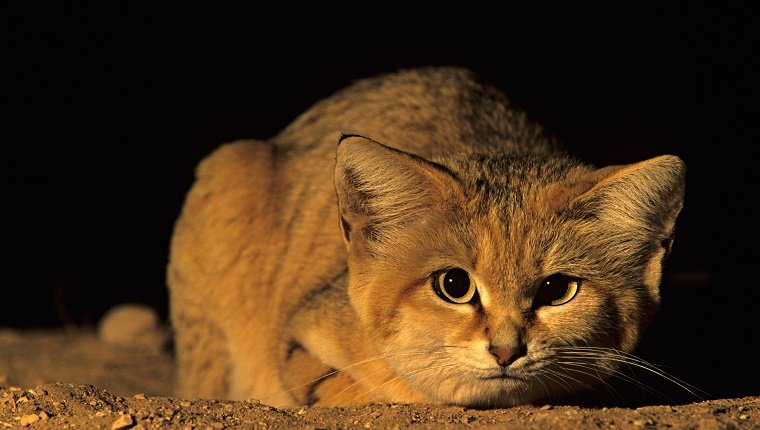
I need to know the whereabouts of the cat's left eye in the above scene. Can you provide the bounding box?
[533,273,581,308]
[432,268,477,304]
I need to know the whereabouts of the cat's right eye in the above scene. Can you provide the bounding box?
[432,268,477,304]
[533,273,581,308]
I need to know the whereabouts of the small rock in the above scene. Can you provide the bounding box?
[739,414,749,420]
[540,405,553,411]
[133,393,146,400]
[297,407,306,415]
[20,414,39,426]
[111,413,134,430]
[98,303,166,351]
[39,411,49,420]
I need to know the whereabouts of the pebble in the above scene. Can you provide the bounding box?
[540,405,553,411]
[19,414,39,426]
[98,303,165,350]
[111,413,134,430]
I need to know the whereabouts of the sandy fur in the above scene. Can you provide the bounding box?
[168,68,685,407]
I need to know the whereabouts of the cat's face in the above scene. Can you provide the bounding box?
[335,136,685,407]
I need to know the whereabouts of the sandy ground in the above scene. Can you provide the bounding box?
[0,327,757,429]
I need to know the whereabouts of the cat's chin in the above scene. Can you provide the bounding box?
[441,377,542,408]
[401,367,540,407]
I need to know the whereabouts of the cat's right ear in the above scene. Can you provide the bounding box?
[334,135,460,252]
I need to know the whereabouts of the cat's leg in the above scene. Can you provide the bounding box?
[169,139,277,400]
[169,287,230,399]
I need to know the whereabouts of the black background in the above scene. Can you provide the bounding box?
[1,3,756,404]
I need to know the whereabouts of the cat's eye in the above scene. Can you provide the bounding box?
[432,268,477,304]
[533,273,580,308]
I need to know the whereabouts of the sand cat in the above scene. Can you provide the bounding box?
[167,67,685,407]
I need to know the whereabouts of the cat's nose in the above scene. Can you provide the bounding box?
[489,344,526,367]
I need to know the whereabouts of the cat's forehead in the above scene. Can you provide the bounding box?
[439,154,589,294]
[442,153,585,210]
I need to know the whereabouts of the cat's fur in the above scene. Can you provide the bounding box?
[168,67,685,407]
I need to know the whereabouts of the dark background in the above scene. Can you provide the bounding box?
[1,3,756,405]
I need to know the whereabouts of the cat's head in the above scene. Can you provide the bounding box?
[334,135,685,407]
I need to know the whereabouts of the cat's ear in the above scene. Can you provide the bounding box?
[572,155,686,256]
[334,135,459,250]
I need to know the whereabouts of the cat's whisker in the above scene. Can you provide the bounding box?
[260,349,443,403]
[322,362,402,405]
[559,359,677,404]
[543,365,610,400]
[540,368,577,398]
[553,360,627,403]
[354,361,462,404]
[550,346,707,400]
[266,343,466,405]
[336,358,459,405]
[532,372,552,400]
[554,346,676,370]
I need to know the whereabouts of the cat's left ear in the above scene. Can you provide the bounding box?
[334,135,461,251]
[573,155,686,257]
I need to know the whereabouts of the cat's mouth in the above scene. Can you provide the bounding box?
[476,374,527,381]
[475,366,529,381]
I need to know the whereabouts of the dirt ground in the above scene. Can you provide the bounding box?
[0,327,757,429]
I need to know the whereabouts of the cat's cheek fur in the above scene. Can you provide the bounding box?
[382,298,487,401]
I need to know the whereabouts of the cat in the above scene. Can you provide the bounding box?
[167,67,685,408]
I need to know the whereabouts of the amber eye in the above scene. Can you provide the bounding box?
[533,273,581,308]
[433,268,477,304]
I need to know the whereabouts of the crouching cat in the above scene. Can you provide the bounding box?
[167,67,685,407]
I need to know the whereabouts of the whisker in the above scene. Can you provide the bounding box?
[544,366,609,400]
[330,357,457,405]
[259,348,444,403]
[551,347,708,400]
[540,368,576,398]
[557,360,649,404]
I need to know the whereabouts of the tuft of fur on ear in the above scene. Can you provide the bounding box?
[570,155,686,260]
[334,135,460,252]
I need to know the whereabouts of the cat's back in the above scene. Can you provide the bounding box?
[276,67,554,160]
